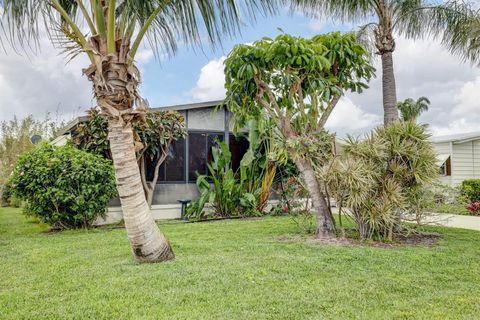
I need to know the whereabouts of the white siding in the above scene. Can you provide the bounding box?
[474,140,480,179]
[433,142,451,155]
[451,141,475,185]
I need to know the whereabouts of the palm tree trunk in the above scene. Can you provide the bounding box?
[294,158,335,238]
[381,52,399,124]
[109,120,175,263]
[83,48,175,263]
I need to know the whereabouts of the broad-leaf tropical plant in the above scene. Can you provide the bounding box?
[224,32,375,238]
[1,0,280,263]
[397,96,430,121]
[292,0,472,125]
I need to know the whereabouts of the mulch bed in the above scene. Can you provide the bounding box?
[278,232,441,249]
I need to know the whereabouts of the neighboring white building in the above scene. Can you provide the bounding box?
[432,132,480,186]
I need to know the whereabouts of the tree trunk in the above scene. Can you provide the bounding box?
[109,120,175,263]
[83,46,175,263]
[381,52,399,125]
[294,158,335,238]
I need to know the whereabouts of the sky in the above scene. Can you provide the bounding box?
[0,8,479,138]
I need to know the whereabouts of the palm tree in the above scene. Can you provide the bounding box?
[0,0,280,263]
[397,97,430,122]
[434,2,480,65]
[292,0,470,125]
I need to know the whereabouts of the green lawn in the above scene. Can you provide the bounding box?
[1,208,479,319]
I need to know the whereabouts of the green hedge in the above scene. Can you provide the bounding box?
[9,143,117,229]
[461,179,480,202]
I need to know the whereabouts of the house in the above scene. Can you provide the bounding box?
[54,100,249,223]
[432,131,480,186]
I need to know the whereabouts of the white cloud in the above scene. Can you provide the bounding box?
[326,97,381,134]
[188,56,226,101]
[346,36,480,137]
[429,118,480,136]
[134,48,155,65]
[307,20,326,32]
[0,31,92,123]
[451,76,480,117]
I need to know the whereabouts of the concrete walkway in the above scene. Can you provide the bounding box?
[420,213,480,231]
[332,207,480,231]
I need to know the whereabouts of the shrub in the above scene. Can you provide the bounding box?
[461,179,480,202]
[466,201,480,216]
[423,183,469,215]
[9,143,117,229]
[321,122,438,240]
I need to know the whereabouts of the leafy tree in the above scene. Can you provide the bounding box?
[292,0,471,125]
[71,108,186,207]
[397,96,430,122]
[1,0,280,263]
[224,32,374,238]
[0,115,61,185]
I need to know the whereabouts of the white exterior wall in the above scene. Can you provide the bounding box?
[434,139,480,186]
[474,140,480,179]
[451,141,475,185]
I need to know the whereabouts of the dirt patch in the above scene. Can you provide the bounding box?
[278,232,441,249]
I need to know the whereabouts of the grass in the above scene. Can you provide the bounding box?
[1,208,480,319]
[427,202,471,215]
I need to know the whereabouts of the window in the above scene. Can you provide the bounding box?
[439,157,452,176]
[188,132,224,182]
[145,138,186,183]
[143,131,246,184]
[229,134,249,172]
[162,139,186,182]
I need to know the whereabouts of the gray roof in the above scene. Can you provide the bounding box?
[152,100,223,112]
[432,131,480,143]
[56,100,224,136]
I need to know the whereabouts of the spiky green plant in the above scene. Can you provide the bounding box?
[320,121,438,240]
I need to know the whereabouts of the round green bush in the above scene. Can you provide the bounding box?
[10,143,117,229]
[461,179,480,203]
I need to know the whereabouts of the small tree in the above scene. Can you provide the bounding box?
[397,97,431,122]
[224,32,375,238]
[71,108,186,207]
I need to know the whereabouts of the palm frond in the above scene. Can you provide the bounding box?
[419,0,480,65]
[290,0,374,22]
[2,0,284,62]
